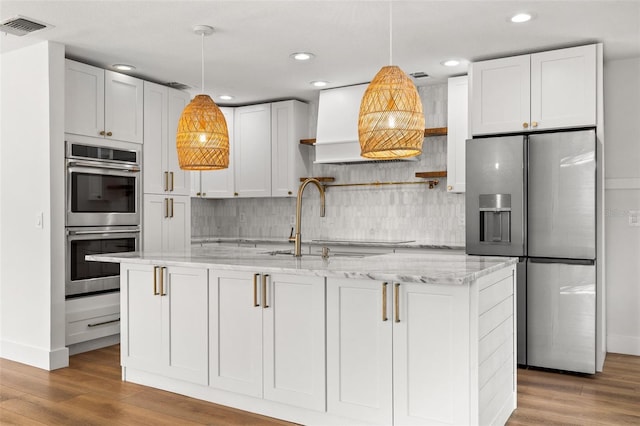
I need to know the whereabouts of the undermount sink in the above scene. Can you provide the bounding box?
[260,249,369,259]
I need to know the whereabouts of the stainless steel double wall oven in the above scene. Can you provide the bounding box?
[65,138,141,298]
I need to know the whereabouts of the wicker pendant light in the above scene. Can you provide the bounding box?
[176,25,229,170]
[358,4,425,159]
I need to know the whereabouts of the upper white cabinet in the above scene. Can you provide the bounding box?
[209,270,325,410]
[271,100,310,197]
[191,107,235,198]
[65,59,143,143]
[470,44,596,135]
[143,81,190,196]
[446,76,469,193]
[120,263,208,385]
[234,103,273,198]
[192,101,309,199]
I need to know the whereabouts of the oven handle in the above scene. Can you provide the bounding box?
[67,229,141,236]
[67,159,140,173]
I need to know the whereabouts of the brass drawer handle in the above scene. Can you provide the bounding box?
[160,267,167,296]
[164,171,169,192]
[169,198,174,218]
[153,266,159,295]
[382,282,388,322]
[164,198,169,218]
[170,172,174,191]
[253,274,260,307]
[262,274,269,308]
[394,283,400,323]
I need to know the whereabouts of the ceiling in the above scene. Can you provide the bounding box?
[1,1,639,105]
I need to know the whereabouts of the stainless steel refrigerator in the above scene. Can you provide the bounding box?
[465,129,597,374]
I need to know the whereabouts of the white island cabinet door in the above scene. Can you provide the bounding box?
[326,278,393,425]
[121,264,164,375]
[393,283,471,426]
[209,270,263,397]
[263,273,326,411]
[162,266,208,385]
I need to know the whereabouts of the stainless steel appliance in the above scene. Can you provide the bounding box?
[66,141,141,227]
[466,129,597,374]
[65,140,142,298]
[65,226,140,298]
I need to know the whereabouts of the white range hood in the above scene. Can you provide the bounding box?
[315,83,418,164]
[315,83,374,164]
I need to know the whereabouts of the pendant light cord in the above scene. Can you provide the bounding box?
[389,1,393,65]
[201,32,205,92]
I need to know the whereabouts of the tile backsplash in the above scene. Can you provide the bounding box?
[191,82,466,246]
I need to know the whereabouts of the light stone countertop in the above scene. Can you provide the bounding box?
[191,236,465,250]
[88,245,517,285]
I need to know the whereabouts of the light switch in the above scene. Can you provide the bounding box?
[629,210,640,227]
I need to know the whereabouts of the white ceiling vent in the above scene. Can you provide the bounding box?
[0,15,53,37]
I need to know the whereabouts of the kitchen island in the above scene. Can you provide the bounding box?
[89,246,517,426]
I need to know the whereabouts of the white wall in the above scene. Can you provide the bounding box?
[0,41,68,370]
[604,56,640,356]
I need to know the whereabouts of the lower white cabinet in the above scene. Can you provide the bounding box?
[209,270,326,411]
[120,263,208,385]
[143,194,190,252]
[327,278,470,426]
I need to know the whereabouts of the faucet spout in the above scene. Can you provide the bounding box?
[289,178,326,257]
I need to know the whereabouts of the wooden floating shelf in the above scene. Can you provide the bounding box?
[299,127,448,145]
[299,177,336,183]
[415,171,447,179]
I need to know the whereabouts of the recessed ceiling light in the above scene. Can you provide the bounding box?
[290,52,315,61]
[510,13,532,23]
[112,64,135,71]
[441,59,460,67]
[310,81,329,87]
[219,95,234,101]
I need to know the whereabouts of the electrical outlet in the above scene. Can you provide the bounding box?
[630,210,640,227]
[289,215,296,225]
[239,212,246,223]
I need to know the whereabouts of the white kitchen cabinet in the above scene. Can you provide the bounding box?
[470,44,596,135]
[65,59,143,143]
[191,107,235,198]
[143,81,191,196]
[234,104,272,197]
[209,270,325,410]
[446,76,469,193]
[143,194,190,252]
[193,101,309,198]
[327,270,515,426]
[120,263,208,385]
[271,100,310,197]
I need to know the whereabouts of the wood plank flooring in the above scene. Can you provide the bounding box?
[1,345,639,425]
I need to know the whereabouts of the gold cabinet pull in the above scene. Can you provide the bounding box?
[234,192,239,197]
[169,198,174,218]
[382,282,388,322]
[170,172,174,191]
[522,122,529,129]
[202,192,206,197]
[164,198,169,218]
[99,130,106,136]
[447,185,453,191]
[394,283,400,323]
[287,191,292,195]
[153,266,159,295]
[106,131,113,137]
[164,171,169,192]
[253,274,260,307]
[160,267,167,296]
[262,274,270,308]
[196,192,201,196]
[531,121,538,128]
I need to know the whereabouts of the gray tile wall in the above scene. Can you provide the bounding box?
[192,82,465,246]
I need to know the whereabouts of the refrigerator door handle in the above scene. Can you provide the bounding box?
[528,257,595,266]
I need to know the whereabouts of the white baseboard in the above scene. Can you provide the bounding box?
[0,339,69,370]
[607,334,640,356]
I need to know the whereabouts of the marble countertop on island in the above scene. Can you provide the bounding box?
[88,245,517,285]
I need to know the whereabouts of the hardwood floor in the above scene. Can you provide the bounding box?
[1,346,639,425]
